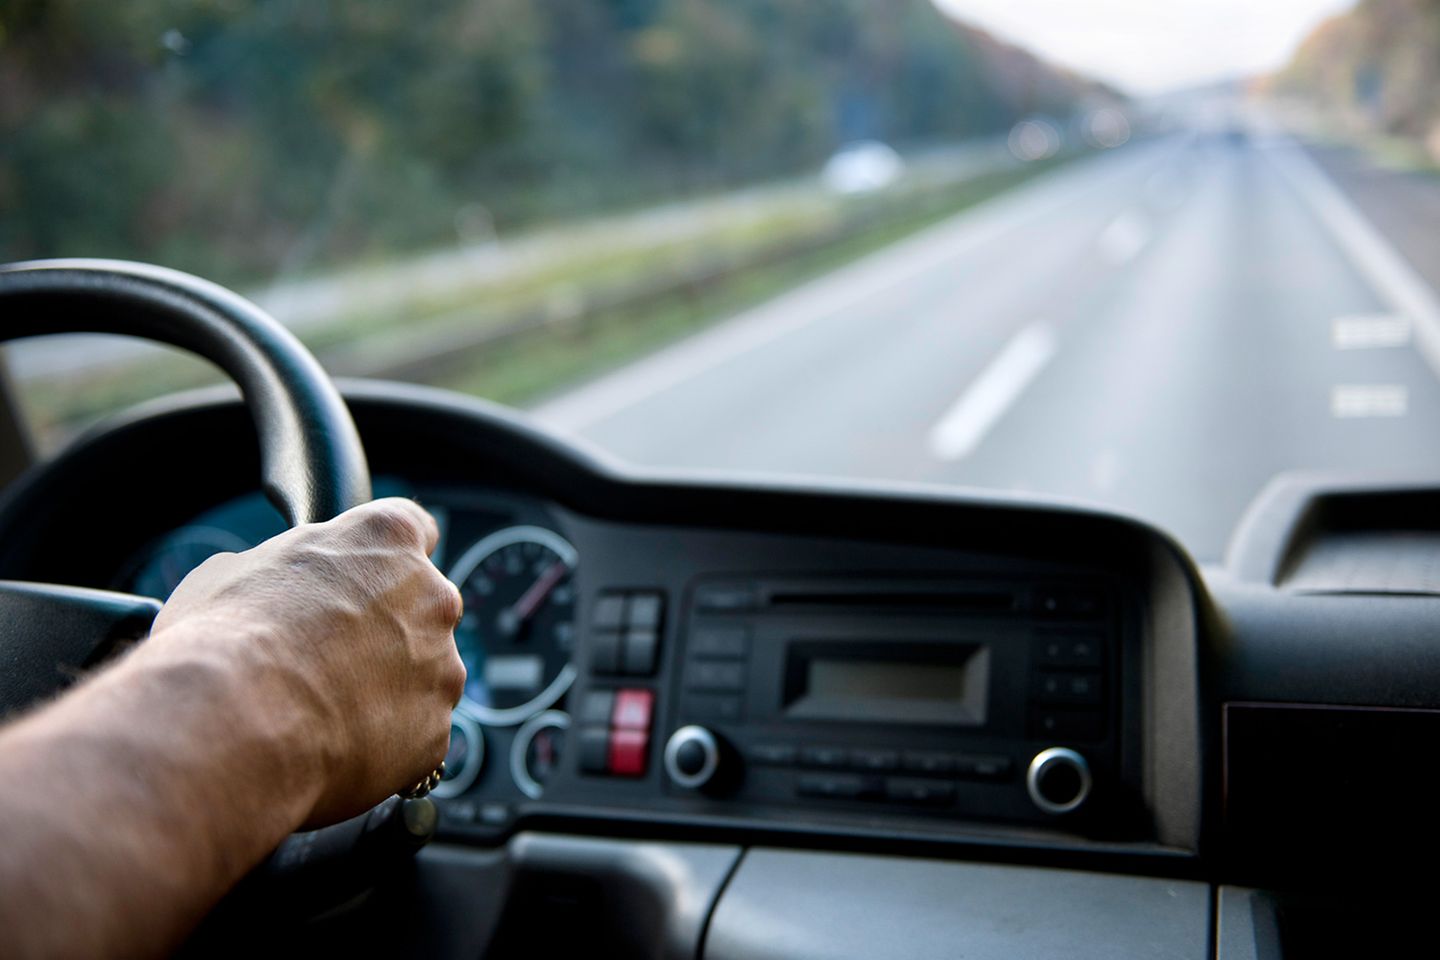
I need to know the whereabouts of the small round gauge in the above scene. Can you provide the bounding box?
[433,713,485,799]
[448,525,578,726]
[511,710,570,800]
[125,525,254,600]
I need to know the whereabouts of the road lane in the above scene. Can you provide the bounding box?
[537,137,1190,474]
[951,132,1440,556]
[535,130,1440,559]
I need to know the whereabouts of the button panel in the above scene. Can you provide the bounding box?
[669,576,1122,825]
[761,742,1014,783]
[1028,627,1108,741]
[578,686,656,779]
[678,615,751,724]
[590,590,666,678]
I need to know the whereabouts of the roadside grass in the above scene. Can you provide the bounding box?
[19,155,1067,445]
[435,161,1064,406]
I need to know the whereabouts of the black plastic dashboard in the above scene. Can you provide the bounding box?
[3,379,1439,958]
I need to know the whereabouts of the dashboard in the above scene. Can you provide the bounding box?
[4,379,1439,958]
[111,475,1164,852]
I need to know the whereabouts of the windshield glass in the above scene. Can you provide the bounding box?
[4,0,1438,559]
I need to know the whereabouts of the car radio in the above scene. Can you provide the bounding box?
[657,576,1126,827]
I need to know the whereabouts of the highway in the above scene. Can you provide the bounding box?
[534,125,1440,560]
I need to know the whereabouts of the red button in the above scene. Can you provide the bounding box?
[612,688,654,731]
[608,728,649,776]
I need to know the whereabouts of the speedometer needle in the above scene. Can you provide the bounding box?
[498,561,569,638]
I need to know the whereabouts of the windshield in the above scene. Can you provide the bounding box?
[4,0,1438,559]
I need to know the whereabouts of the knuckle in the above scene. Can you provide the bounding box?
[361,500,424,545]
[433,575,464,626]
[443,649,467,706]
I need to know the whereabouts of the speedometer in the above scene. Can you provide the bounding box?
[447,525,578,726]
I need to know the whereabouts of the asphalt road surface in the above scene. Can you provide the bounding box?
[534,124,1440,560]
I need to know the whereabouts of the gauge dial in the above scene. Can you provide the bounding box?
[512,710,570,800]
[125,525,253,600]
[433,714,485,798]
[448,525,577,726]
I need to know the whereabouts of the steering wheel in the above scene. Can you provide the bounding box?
[0,258,371,711]
[0,260,435,921]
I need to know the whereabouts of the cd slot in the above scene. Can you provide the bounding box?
[765,588,1016,614]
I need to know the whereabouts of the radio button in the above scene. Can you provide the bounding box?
[1034,671,1103,705]
[593,593,626,630]
[695,584,756,612]
[850,748,900,773]
[608,728,649,777]
[590,631,622,675]
[800,745,849,769]
[797,774,878,801]
[628,593,664,629]
[954,754,1013,781]
[685,660,746,692]
[621,627,659,676]
[687,694,743,723]
[1032,708,1104,742]
[578,690,616,727]
[691,625,750,659]
[1035,634,1104,669]
[750,743,798,766]
[902,751,955,775]
[578,727,611,775]
[885,778,957,806]
[611,688,654,731]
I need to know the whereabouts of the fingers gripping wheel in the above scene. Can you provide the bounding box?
[0,261,434,905]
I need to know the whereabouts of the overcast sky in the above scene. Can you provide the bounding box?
[932,0,1356,96]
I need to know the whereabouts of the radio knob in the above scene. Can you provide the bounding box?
[664,725,722,790]
[1026,747,1092,815]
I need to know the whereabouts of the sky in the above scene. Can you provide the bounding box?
[932,0,1357,96]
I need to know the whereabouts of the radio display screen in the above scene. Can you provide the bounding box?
[783,643,990,726]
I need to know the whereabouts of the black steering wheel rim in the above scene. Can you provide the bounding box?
[0,258,371,712]
[0,258,370,525]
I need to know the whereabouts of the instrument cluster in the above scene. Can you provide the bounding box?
[117,479,578,825]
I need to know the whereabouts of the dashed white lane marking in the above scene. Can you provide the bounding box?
[1265,134,1440,381]
[1097,210,1150,265]
[533,142,1186,433]
[1331,384,1408,418]
[1332,314,1412,350]
[928,323,1057,461]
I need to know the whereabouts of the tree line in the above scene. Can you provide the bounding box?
[0,0,1107,286]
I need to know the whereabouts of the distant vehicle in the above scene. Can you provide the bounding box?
[821,140,905,194]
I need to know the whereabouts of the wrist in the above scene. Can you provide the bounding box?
[134,617,331,832]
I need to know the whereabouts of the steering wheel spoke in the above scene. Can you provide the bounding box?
[0,580,161,716]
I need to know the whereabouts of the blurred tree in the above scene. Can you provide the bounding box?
[0,0,1106,284]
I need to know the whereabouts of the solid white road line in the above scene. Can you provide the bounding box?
[1331,384,1408,418]
[1331,313,1411,350]
[928,323,1057,461]
[1264,135,1440,381]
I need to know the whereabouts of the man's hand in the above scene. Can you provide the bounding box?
[0,498,468,957]
[149,497,466,826]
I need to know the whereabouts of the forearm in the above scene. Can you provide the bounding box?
[0,621,323,959]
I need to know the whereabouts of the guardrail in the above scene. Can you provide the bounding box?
[318,163,1030,385]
